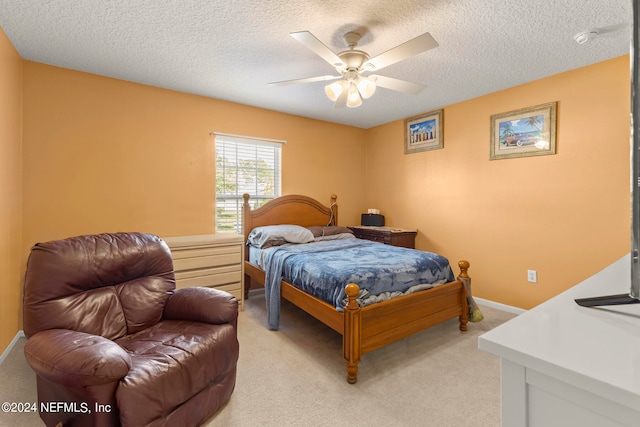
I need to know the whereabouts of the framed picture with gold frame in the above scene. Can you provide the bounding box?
[404,109,443,154]
[490,102,557,160]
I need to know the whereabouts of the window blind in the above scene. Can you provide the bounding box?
[214,134,283,233]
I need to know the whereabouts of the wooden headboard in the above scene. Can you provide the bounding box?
[242,193,338,247]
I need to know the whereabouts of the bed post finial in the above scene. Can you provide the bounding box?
[242,194,251,237]
[345,283,359,309]
[458,260,470,279]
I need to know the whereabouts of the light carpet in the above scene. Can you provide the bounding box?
[0,289,514,426]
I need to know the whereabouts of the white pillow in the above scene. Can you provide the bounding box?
[247,224,315,248]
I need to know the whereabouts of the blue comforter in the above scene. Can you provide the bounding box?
[262,239,454,329]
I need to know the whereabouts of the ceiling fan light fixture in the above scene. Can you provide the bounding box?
[324,81,344,102]
[346,83,362,108]
[275,30,440,109]
[357,77,377,99]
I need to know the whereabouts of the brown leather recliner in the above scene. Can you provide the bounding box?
[23,232,239,427]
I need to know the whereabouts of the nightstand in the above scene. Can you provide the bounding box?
[348,226,417,249]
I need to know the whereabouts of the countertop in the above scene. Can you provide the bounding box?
[478,254,640,410]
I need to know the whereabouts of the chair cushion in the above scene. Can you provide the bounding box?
[23,232,175,339]
[115,320,239,426]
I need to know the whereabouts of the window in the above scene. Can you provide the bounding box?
[215,135,282,233]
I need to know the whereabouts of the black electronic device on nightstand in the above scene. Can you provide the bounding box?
[361,213,385,226]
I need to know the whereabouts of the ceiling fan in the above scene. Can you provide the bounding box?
[268,30,439,108]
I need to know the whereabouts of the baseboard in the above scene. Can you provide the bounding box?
[475,297,526,315]
[0,330,25,366]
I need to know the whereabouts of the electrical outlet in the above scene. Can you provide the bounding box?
[528,270,537,283]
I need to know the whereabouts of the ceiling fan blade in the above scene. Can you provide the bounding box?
[268,75,341,86]
[364,32,438,71]
[290,31,346,68]
[370,75,426,94]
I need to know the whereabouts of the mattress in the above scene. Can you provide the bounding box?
[254,238,455,329]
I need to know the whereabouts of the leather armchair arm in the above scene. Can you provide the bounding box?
[24,329,131,388]
[163,287,238,324]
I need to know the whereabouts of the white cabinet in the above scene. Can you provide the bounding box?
[163,234,244,310]
[479,255,640,427]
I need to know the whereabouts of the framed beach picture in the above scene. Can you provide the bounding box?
[490,102,557,160]
[404,109,443,154]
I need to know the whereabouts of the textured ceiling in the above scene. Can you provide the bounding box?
[0,0,632,128]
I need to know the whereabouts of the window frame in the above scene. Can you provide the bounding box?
[214,134,283,233]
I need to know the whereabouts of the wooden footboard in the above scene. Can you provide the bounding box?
[341,261,469,383]
[244,258,469,384]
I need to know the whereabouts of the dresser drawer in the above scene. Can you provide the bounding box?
[171,246,242,271]
[163,234,245,309]
[174,265,242,287]
[348,226,417,249]
[355,231,390,244]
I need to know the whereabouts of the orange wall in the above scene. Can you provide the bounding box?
[4,40,632,358]
[22,62,366,249]
[0,28,23,352]
[364,56,631,309]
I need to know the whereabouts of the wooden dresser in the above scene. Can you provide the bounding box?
[163,234,244,310]
[348,226,417,249]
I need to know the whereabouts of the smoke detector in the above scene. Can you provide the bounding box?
[574,30,599,45]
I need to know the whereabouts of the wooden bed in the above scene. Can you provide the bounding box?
[242,193,469,383]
